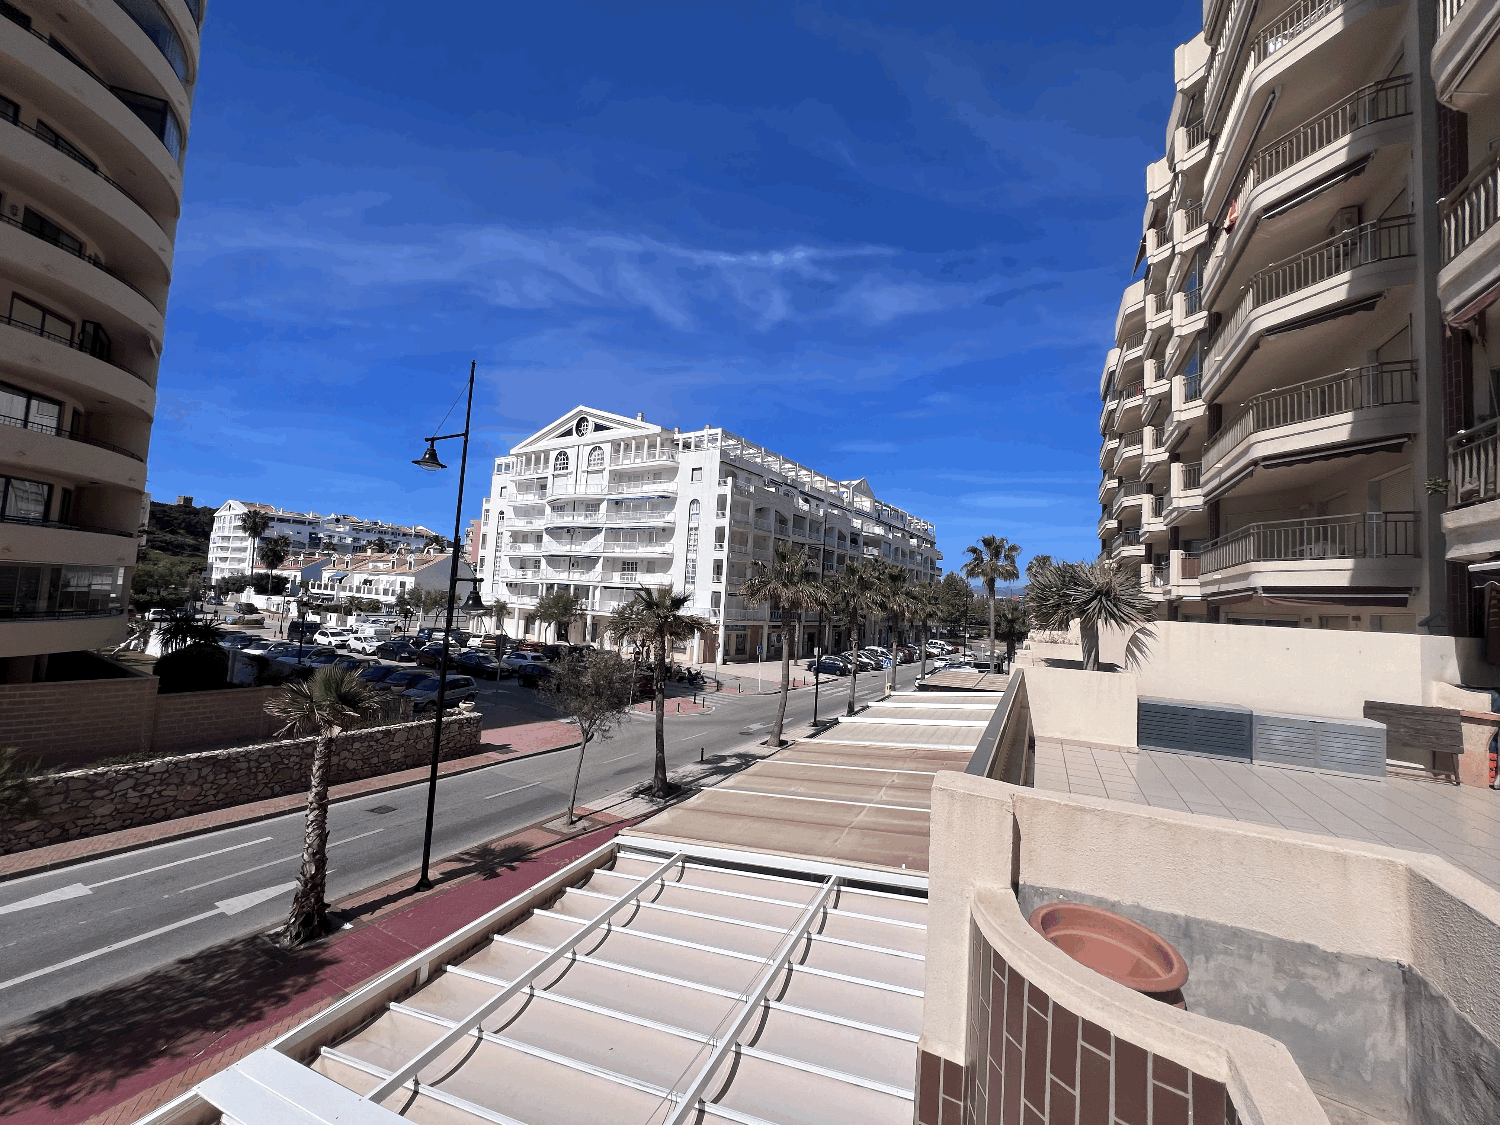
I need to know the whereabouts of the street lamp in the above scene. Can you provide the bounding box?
[410,360,478,891]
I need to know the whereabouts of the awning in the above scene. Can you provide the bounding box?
[1258,434,1410,470]
[1263,293,1384,337]
[1260,155,1371,221]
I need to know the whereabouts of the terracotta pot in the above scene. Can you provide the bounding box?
[1028,902,1189,997]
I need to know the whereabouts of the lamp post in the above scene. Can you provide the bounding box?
[409,360,483,891]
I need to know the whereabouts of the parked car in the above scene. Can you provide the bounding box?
[516,661,553,689]
[269,645,338,670]
[286,619,320,642]
[501,648,548,672]
[415,642,454,668]
[216,631,257,650]
[509,642,562,662]
[144,607,172,621]
[330,654,367,674]
[807,656,850,676]
[355,663,400,685]
[404,674,479,712]
[378,668,438,694]
[453,650,502,679]
[313,627,353,649]
[474,633,510,652]
[374,638,423,662]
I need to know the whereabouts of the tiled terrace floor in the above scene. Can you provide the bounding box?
[1033,739,1500,890]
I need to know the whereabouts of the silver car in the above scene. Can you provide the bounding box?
[403,674,479,713]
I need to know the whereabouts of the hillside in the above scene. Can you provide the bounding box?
[146,500,215,557]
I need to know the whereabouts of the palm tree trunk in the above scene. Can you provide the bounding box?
[567,730,590,825]
[1080,621,1100,672]
[846,619,860,716]
[771,616,792,748]
[651,633,669,798]
[284,730,335,944]
[988,590,996,667]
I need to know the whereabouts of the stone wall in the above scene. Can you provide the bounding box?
[1,711,481,854]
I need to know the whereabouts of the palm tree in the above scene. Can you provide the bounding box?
[822,562,883,716]
[240,510,272,581]
[607,586,709,798]
[1026,558,1155,672]
[875,563,917,693]
[994,597,1028,667]
[741,541,824,748]
[909,581,940,680]
[265,667,380,944]
[963,535,1021,666]
[156,616,221,653]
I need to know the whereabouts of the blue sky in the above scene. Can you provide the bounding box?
[149,0,1199,570]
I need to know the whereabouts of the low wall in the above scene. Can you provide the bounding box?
[0,676,159,770]
[1,711,481,853]
[921,775,1500,1125]
[1024,665,1136,748]
[151,686,283,756]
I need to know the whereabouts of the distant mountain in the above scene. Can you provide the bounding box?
[146,500,215,558]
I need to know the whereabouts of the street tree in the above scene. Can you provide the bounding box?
[740,541,824,748]
[607,586,709,798]
[240,510,272,574]
[994,598,1028,666]
[393,588,415,631]
[963,535,1021,663]
[1026,558,1154,671]
[935,572,973,647]
[876,563,917,692]
[258,533,292,582]
[539,650,636,824]
[535,589,584,644]
[821,562,883,716]
[156,617,221,653]
[264,666,381,944]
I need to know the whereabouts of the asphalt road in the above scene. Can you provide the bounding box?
[0,664,920,1031]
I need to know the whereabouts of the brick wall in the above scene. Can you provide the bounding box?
[0,678,158,770]
[0,711,481,853]
[150,686,284,756]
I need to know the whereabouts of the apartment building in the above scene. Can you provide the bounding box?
[0,0,205,681]
[478,406,942,661]
[1100,0,1451,633]
[301,549,474,609]
[1434,0,1500,636]
[207,500,434,582]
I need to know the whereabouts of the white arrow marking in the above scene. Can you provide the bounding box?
[216,881,297,916]
[0,883,92,915]
[0,909,222,992]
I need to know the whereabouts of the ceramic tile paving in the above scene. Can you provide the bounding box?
[1032,740,1500,890]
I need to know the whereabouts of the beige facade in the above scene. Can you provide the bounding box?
[1101,0,1455,634]
[0,0,205,679]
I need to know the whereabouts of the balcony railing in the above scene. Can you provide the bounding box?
[611,449,677,466]
[1204,361,1418,468]
[1151,559,1170,587]
[1184,372,1202,401]
[0,310,147,386]
[1120,430,1144,452]
[1152,494,1165,517]
[1119,330,1146,353]
[1449,417,1500,507]
[1182,201,1204,232]
[1215,218,1414,365]
[1184,119,1209,151]
[4,111,152,219]
[1251,0,1349,66]
[1441,0,1469,32]
[1180,553,1202,579]
[1109,528,1143,551]
[0,411,145,461]
[1119,381,1144,401]
[1201,512,1419,572]
[1182,287,1202,316]
[1,512,137,538]
[1250,77,1410,191]
[1182,461,1202,489]
[0,210,157,311]
[1442,143,1500,265]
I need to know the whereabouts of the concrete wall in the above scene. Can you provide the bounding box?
[0,676,158,767]
[923,776,1500,1125]
[150,687,283,757]
[1024,665,1137,748]
[0,712,481,853]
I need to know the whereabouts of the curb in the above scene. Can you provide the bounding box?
[0,738,583,885]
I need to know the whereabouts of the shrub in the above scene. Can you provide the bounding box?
[153,642,229,694]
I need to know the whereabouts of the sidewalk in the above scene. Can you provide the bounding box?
[0,721,583,884]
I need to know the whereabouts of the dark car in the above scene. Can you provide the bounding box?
[453,650,501,679]
[217,632,257,650]
[415,642,453,668]
[375,638,423,662]
[331,654,366,674]
[516,661,553,688]
[355,663,400,685]
[286,619,320,642]
[378,668,438,694]
[304,648,342,666]
[808,656,850,676]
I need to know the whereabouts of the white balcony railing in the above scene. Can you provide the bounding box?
[611,449,677,466]
[1441,0,1469,32]
[1442,144,1500,265]
[1449,418,1500,508]
[1201,512,1419,573]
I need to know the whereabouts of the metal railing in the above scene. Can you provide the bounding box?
[1184,119,1209,151]
[1441,0,1469,32]
[1152,494,1165,518]
[1120,381,1144,401]
[1442,143,1500,264]
[1202,511,1419,572]
[1204,361,1418,467]
[1119,479,1150,497]
[1215,218,1414,365]
[0,411,145,461]
[1184,372,1202,401]
[1109,528,1143,551]
[610,449,677,466]
[1,512,137,538]
[1119,330,1146,353]
[1147,224,1170,253]
[0,310,148,386]
[1182,287,1202,316]
[0,605,124,621]
[1182,201,1204,232]
[4,113,152,219]
[1182,461,1202,489]
[1251,77,1410,187]
[1449,417,1500,507]
[1252,0,1348,65]
[1120,429,1144,452]
[0,210,158,311]
[1151,559,1170,587]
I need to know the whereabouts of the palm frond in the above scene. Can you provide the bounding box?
[265,666,381,738]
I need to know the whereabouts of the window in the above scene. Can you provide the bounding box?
[553,450,570,472]
[21,208,83,257]
[0,95,16,124]
[0,382,62,433]
[716,495,727,517]
[110,86,184,163]
[587,446,604,470]
[35,120,97,171]
[713,560,723,582]
[691,467,703,482]
[1,475,52,521]
[621,560,638,575]
[111,0,189,82]
[688,499,701,522]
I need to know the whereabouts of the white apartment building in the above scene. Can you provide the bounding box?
[0,0,206,681]
[1100,0,1456,634]
[208,500,434,582]
[477,406,942,662]
[301,549,474,609]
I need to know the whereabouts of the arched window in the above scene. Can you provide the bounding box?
[587,446,604,470]
[688,499,701,523]
[553,450,570,472]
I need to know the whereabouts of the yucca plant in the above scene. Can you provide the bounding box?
[265,666,381,944]
[1025,558,1154,672]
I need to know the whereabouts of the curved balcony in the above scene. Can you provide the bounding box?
[1,412,146,490]
[2,515,139,569]
[1107,526,1145,561]
[1206,217,1414,399]
[1114,279,1147,344]
[1201,362,1418,493]
[0,310,155,407]
[1438,145,1500,321]
[1199,511,1419,593]
[1435,0,1500,109]
[1163,461,1205,522]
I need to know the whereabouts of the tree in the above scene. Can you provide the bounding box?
[994,598,1028,666]
[156,617,221,653]
[821,562,883,716]
[154,643,229,693]
[1026,558,1155,672]
[1025,554,1054,582]
[393,588,415,631]
[963,536,1021,664]
[741,541,824,748]
[536,589,584,644]
[909,581,941,679]
[488,599,510,638]
[539,650,636,824]
[240,510,272,575]
[876,564,918,692]
[264,667,381,944]
[131,552,207,610]
[424,534,450,551]
[258,533,292,581]
[608,586,709,798]
[935,572,973,645]
[372,536,390,554]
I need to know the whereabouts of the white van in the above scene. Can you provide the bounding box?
[348,625,393,654]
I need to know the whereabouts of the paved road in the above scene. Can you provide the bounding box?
[0,665,921,1030]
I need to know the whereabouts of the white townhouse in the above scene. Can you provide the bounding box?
[208,500,434,582]
[477,406,942,662]
[301,549,475,609]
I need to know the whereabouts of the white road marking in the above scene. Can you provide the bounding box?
[484,783,540,801]
[87,836,276,889]
[216,881,297,916]
[0,909,222,992]
[596,753,634,764]
[0,882,92,915]
[174,830,383,895]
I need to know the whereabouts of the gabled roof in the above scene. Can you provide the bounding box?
[511,405,662,452]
